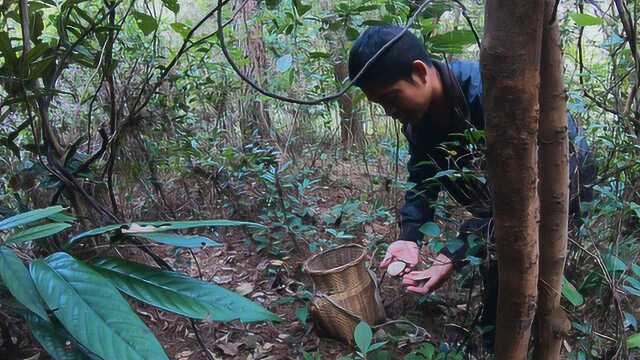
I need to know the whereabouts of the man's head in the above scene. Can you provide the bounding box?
[348,26,435,125]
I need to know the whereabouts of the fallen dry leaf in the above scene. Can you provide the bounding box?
[235,282,254,296]
[217,342,242,356]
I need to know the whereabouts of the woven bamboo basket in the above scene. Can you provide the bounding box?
[303,244,386,344]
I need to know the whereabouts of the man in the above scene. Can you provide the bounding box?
[347,26,594,345]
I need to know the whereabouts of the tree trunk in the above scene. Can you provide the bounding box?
[480,0,544,357]
[238,0,272,145]
[534,1,571,358]
[334,59,364,150]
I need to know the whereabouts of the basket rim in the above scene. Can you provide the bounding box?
[303,243,367,275]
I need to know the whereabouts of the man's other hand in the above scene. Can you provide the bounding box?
[380,240,420,271]
[401,253,455,294]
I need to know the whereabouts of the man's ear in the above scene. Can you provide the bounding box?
[410,60,430,85]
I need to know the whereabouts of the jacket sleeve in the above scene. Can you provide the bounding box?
[399,145,441,245]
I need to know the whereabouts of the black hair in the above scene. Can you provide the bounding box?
[348,26,432,89]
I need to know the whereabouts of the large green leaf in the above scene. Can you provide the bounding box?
[6,223,71,245]
[0,206,65,231]
[430,30,476,53]
[67,224,123,244]
[68,220,263,245]
[24,312,89,360]
[134,233,222,248]
[569,12,603,26]
[92,257,280,323]
[561,276,584,306]
[30,253,168,360]
[133,11,158,35]
[0,246,48,320]
[141,219,265,231]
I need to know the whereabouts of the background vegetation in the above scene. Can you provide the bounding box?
[0,0,639,358]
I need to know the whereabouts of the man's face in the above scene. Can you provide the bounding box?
[362,66,431,125]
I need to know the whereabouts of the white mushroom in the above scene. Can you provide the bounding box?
[387,261,406,276]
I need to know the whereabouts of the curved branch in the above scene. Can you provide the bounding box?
[215,0,441,105]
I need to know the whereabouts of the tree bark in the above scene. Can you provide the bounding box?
[334,59,364,150]
[238,0,272,145]
[534,1,571,358]
[480,0,544,357]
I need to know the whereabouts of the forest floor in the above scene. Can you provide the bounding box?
[6,161,487,360]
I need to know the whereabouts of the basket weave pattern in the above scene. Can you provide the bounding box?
[303,244,386,344]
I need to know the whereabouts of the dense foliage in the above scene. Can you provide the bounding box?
[0,0,639,358]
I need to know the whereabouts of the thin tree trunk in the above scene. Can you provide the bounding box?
[480,0,544,357]
[334,59,364,149]
[534,1,571,358]
[239,0,272,145]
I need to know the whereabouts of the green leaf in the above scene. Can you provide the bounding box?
[295,305,309,324]
[30,253,169,360]
[6,223,71,244]
[0,246,48,320]
[293,0,311,16]
[431,30,476,47]
[0,31,18,70]
[419,222,440,237]
[627,333,640,349]
[24,312,89,360]
[561,276,584,306]
[276,54,293,72]
[346,26,359,41]
[161,0,179,14]
[354,321,372,354]
[68,220,263,245]
[265,0,281,10]
[140,219,265,231]
[47,212,76,223]
[67,224,122,244]
[91,257,280,323]
[602,253,627,272]
[133,11,158,36]
[569,12,603,26]
[0,206,65,231]
[170,22,190,39]
[134,233,221,248]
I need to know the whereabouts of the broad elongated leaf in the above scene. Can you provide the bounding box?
[30,253,168,360]
[0,206,65,231]
[142,220,265,231]
[92,257,280,323]
[6,223,71,244]
[69,220,263,245]
[24,312,89,360]
[67,224,123,244]
[0,246,48,320]
[134,233,221,248]
[569,12,603,26]
[561,276,584,306]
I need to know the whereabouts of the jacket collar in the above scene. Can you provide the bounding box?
[403,60,470,142]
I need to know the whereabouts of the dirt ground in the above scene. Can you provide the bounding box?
[2,164,484,360]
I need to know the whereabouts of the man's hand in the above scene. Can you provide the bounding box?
[380,240,420,272]
[401,253,455,294]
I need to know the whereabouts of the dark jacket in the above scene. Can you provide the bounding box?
[399,60,595,244]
